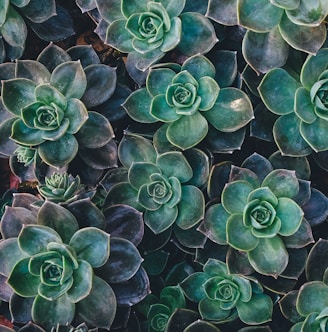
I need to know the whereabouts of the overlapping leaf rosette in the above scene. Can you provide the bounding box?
[0,0,74,63]
[0,43,122,184]
[92,0,217,83]
[279,239,328,331]
[180,258,273,325]
[199,152,328,283]
[258,48,328,171]
[207,0,328,73]
[0,193,149,330]
[102,133,207,250]
[123,53,254,152]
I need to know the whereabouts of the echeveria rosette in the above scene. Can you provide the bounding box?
[37,173,84,204]
[0,43,118,176]
[259,48,328,158]
[136,285,186,332]
[1,60,88,168]
[105,133,205,235]
[286,281,328,332]
[123,54,254,150]
[201,151,316,278]
[0,223,116,330]
[180,259,273,324]
[207,0,328,73]
[96,0,217,73]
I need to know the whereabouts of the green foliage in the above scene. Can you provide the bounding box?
[180,259,273,324]
[259,48,328,156]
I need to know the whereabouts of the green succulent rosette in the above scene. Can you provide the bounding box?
[0,44,118,173]
[203,167,305,277]
[1,60,88,167]
[180,259,273,324]
[95,0,217,73]
[123,54,254,150]
[37,173,84,204]
[136,285,186,332]
[259,48,328,157]
[207,0,328,73]
[0,223,116,330]
[104,133,206,235]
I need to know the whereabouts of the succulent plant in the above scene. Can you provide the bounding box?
[0,43,118,177]
[0,192,149,329]
[104,133,206,235]
[259,48,328,160]
[199,152,328,278]
[0,0,74,63]
[180,258,273,324]
[94,0,217,82]
[123,54,254,151]
[0,223,115,330]
[37,172,84,204]
[136,285,186,332]
[207,0,328,73]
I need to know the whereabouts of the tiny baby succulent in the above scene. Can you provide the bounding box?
[94,0,217,76]
[104,133,206,235]
[123,54,254,151]
[180,258,273,324]
[258,48,328,160]
[136,285,186,332]
[0,223,115,330]
[37,172,84,204]
[207,0,328,73]
[199,152,328,278]
[0,43,117,172]
[0,0,74,63]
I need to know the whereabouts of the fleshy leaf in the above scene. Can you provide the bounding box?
[178,12,217,56]
[166,112,208,150]
[69,227,110,268]
[242,27,289,74]
[236,293,273,324]
[32,294,75,330]
[226,214,259,251]
[247,236,289,277]
[2,78,37,116]
[238,0,283,32]
[261,169,299,199]
[222,180,254,214]
[279,13,327,55]
[206,0,238,26]
[204,87,253,131]
[7,258,39,297]
[76,276,116,330]
[174,185,204,229]
[18,225,62,256]
[50,61,87,99]
[276,198,303,236]
[259,68,300,115]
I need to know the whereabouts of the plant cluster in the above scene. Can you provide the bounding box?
[0,0,328,331]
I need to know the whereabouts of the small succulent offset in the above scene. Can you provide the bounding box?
[136,285,186,332]
[123,54,254,150]
[104,133,205,234]
[180,259,273,324]
[207,0,328,73]
[0,43,117,170]
[37,172,84,204]
[95,0,217,72]
[0,0,74,63]
[259,48,328,158]
[0,224,115,330]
